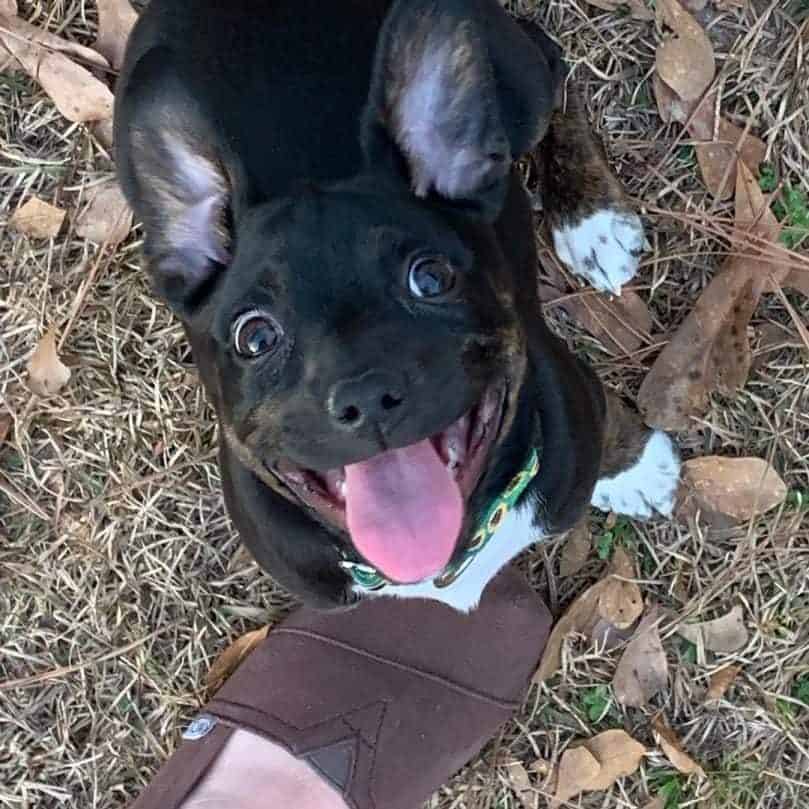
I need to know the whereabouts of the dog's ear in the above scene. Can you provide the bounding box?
[363,0,560,220]
[115,48,234,315]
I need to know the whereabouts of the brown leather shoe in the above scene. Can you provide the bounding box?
[130,566,551,809]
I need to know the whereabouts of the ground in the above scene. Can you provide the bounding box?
[1,1,808,808]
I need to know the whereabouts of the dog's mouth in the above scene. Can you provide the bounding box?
[271,382,507,584]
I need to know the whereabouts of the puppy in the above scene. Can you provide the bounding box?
[115,0,680,610]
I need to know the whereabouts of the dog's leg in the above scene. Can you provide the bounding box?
[591,390,681,519]
[538,89,647,295]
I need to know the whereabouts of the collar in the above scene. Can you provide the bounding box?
[339,448,540,592]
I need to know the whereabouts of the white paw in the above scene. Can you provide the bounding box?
[592,431,681,520]
[552,209,646,295]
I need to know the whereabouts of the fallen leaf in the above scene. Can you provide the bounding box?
[0,414,11,445]
[598,547,644,629]
[551,746,601,807]
[676,605,748,653]
[9,197,66,239]
[544,289,652,356]
[27,328,71,396]
[677,456,787,523]
[638,166,785,431]
[652,717,706,777]
[591,618,637,651]
[579,730,647,790]
[733,162,790,293]
[783,269,809,297]
[613,607,669,707]
[504,761,537,809]
[95,0,138,71]
[0,15,114,122]
[653,72,691,124]
[656,0,715,102]
[706,664,742,701]
[0,13,109,70]
[75,181,133,245]
[550,730,646,806]
[536,549,643,682]
[92,118,115,150]
[534,580,606,682]
[205,625,270,693]
[584,0,654,19]
[692,113,767,201]
[643,797,667,809]
[1,1,17,16]
[752,323,800,371]
[559,520,591,577]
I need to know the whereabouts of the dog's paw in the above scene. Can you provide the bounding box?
[591,430,681,520]
[552,208,646,295]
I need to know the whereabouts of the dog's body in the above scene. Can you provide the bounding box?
[116,0,680,610]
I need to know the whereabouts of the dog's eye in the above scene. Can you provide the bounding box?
[233,311,282,358]
[408,257,456,299]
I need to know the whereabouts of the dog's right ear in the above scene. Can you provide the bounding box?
[362,0,561,220]
[115,48,233,316]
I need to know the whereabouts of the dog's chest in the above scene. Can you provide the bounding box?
[353,500,545,612]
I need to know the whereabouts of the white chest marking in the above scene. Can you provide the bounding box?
[552,209,646,296]
[353,503,544,613]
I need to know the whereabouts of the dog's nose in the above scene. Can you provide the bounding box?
[327,370,406,431]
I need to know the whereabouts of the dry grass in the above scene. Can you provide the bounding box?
[1,1,808,808]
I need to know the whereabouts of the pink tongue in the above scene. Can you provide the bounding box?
[345,439,463,584]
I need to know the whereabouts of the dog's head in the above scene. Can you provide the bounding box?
[117,0,564,601]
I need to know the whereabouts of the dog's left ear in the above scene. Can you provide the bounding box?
[363,0,560,219]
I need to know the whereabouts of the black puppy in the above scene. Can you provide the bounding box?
[116,0,680,610]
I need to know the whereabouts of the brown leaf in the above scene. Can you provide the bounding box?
[75,181,133,246]
[9,197,65,239]
[551,746,601,807]
[1,1,17,17]
[547,290,652,355]
[692,115,767,201]
[536,549,643,682]
[95,0,137,71]
[643,797,667,809]
[733,161,789,291]
[677,456,787,523]
[637,162,786,431]
[584,0,654,19]
[653,72,691,124]
[559,520,591,577]
[706,664,742,701]
[205,625,270,692]
[752,323,800,371]
[27,328,71,396]
[534,579,609,683]
[551,731,646,806]
[0,414,11,445]
[656,0,715,102]
[783,270,809,297]
[504,761,538,809]
[0,14,113,122]
[676,605,748,653]
[613,607,669,707]
[598,547,644,629]
[0,13,109,69]
[652,717,706,777]
[580,730,647,790]
[638,267,756,431]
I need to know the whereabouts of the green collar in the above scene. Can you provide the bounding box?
[340,448,539,592]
